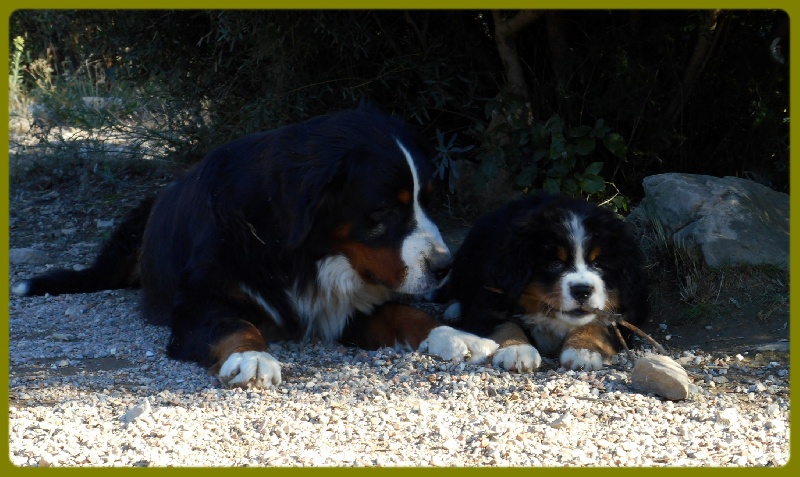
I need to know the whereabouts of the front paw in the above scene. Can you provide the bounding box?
[492,344,542,372]
[420,326,499,364]
[218,351,282,388]
[559,347,605,371]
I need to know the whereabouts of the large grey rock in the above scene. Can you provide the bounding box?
[631,354,690,401]
[630,173,788,269]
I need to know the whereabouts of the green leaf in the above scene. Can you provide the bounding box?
[584,161,604,175]
[569,125,592,138]
[575,137,596,155]
[436,162,446,180]
[519,130,530,146]
[548,159,570,178]
[516,164,538,187]
[592,118,611,139]
[579,174,606,194]
[612,195,629,212]
[532,149,548,162]
[544,114,563,135]
[447,133,458,148]
[531,121,547,143]
[549,136,565,160]
[561,178,578,195]
[477,153,499,179]
[603,132,627,158]
[543,177,561,194]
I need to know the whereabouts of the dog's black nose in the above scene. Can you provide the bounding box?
[428,254,452,282]
[570,283,594,302]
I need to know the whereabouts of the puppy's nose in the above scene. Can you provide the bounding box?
[570,283,594,302]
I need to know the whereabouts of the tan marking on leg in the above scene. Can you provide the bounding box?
[365,304,440,349]
[488,321,531,348]
[210,324,269,374]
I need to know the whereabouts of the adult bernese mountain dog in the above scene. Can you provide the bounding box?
[438,194,648,372]
[13,106,498,388]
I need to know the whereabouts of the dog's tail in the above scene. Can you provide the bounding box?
[12,196,156,297]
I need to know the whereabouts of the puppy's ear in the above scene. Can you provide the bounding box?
[490,210,541,301]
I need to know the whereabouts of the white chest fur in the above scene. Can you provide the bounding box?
[290,255,392,341]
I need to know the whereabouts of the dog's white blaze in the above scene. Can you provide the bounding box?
[240,283,283,328]
[395,139,450,294]
[561,213,607,313]
[517,313,580,356]
[290,255,391,342]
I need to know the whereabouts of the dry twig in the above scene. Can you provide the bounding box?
[584,307,667,355]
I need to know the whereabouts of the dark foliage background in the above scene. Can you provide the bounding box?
[9,9,789,210]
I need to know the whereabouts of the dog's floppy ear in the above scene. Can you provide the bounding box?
[283,147,353,249]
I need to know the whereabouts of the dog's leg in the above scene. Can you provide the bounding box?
[559,322,617,371]
[488,322,542,372]
[167,296,282,389]
[341,303,498,363]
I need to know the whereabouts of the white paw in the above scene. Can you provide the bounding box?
[11,281,31,296]
[218,351,282,388]
[420,326,499,364]
[560,347,605,371]
[492,344,542,372]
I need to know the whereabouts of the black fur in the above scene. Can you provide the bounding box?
[15,106,450,375]
[442,194,648,362]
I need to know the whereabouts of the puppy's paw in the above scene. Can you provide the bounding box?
[560,347,605,371]
[218,351,282,388]
[420,326,499,364]
[492,344,542,372]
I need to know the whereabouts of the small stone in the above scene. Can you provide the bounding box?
[716,407,740,427]
[549,413,572,429]
[9,248,50,265]
[120,399,151,423]
[51,333,76,341]
[631,354,690,401]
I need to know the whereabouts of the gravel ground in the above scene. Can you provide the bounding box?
[6,171,791,468]
[7,286,790,467]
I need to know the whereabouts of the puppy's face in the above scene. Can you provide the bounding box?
[328,136,451,296]
[517,208,625,328]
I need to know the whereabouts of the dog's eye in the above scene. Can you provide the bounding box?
[368,205,393,223]
[547,261,565,272]
[590,260,605,270]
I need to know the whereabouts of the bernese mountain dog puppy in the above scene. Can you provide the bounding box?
[12,106,498,388]
[439,194,648,372]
